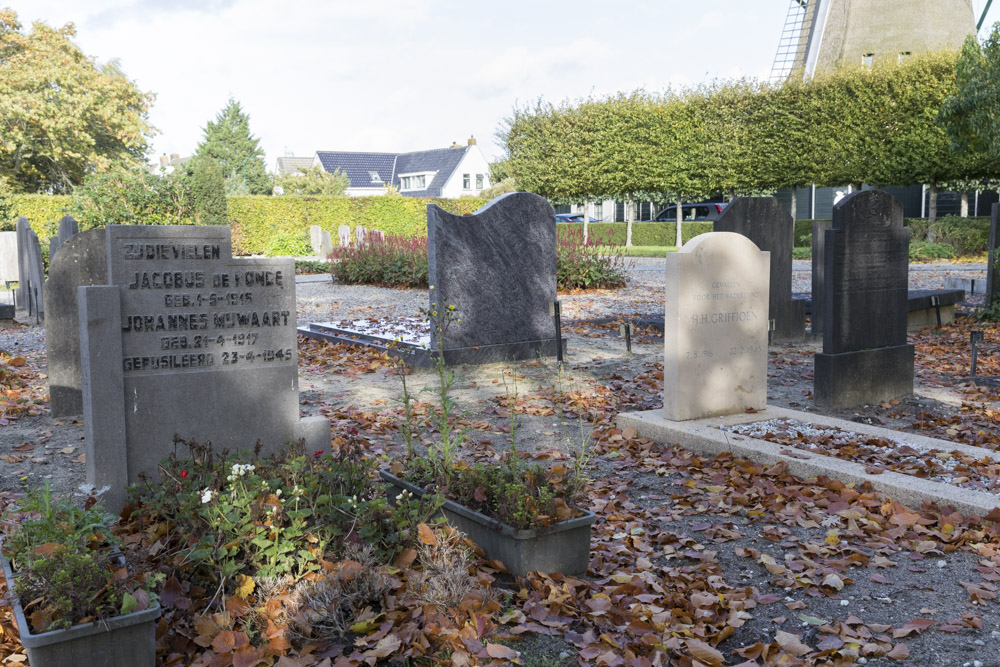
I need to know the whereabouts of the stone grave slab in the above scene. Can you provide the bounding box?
[309,225,333,259]
[80,225,330,511]
[810,219,833,337]
[300,193,565,365]
[49,215,79,260]
[0,232,18,284]
[45,229,108,416]
[15,217,30,308]
[663,232,769,421]
[988,203,999,308]
[24,229,45,318]
[714,197,804,341]
[338,225,351,247]
[814,190,913,408]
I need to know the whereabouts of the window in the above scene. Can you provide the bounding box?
[462,174,471,189]
[401,176,410,189]
[475,174,484,189]
[898,51,911,64]
[862,53,874,68]
[593,203,603,221]
[369,171,382,184]
[400,175,426,190]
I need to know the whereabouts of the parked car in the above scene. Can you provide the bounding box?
[554,213,599,223]
[651,202,728,222]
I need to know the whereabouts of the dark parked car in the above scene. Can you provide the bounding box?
[652,202,728,222]
[555,213,599,223]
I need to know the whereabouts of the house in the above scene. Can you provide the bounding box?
[313,137,492,198]
[274,156,315,176]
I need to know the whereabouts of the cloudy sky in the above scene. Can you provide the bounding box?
[7,1,999,169]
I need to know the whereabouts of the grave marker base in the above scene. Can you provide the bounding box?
[814,344,914,409]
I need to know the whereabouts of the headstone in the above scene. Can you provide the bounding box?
[15,217,30,307]
[810,220,834,336]
[356,226,367,246]
[714,197,804,341]
[0,232,18,284]
[49,215,79,260]
[309,225,333,259]
[24,229,45,318]
[370,229,385,243]
[427,192,563,363]
[79,225,330,511]
[338,225,351,247]
[663,232,770,421]
[44,229,108,416]
[814,190,913,408]
[987,203,999,308]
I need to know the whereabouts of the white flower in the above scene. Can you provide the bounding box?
[275,489,282,496]
[201,488,214,504]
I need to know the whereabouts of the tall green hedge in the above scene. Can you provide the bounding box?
[4,195,73,238]
[557,221,713,246]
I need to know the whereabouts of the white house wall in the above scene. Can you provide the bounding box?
[439,146,492,198]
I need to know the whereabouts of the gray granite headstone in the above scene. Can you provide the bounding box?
[427,192,562,362]
[810,220,834,336]
[49,215,79,260]
[987,203,999,308]
[338,225,351,247]
[24,229,45,318]
[814,190,913,408]
[0,232,18,284]
[45,229,108,416]
[15,217,30,307]
[714,197,804,341]
[79,225,330,511]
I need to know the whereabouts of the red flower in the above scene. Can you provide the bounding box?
[314,450,324,457]
[350,427,358,436]
[180,470,189,479]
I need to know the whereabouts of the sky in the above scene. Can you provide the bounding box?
[7,1,1000,170]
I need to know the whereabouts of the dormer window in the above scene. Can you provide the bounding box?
[399,172,433,191]
[369,171,382,184]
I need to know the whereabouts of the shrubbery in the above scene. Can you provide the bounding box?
[556,227,629,290]
[330,234,429,288]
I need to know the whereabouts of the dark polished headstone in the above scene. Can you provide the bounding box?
[814,190,913,408]
[714,197,804,341]
[988,203,999,307]
[427,192,561,361]
[810,220,833,337]
[45,229,108,416]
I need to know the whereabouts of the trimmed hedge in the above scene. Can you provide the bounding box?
[4,195,73,238]
[556,221,713,246]
[226,195,489,256]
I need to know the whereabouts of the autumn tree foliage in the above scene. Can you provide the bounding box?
[0,9,155,193]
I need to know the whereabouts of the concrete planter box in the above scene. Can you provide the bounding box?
[0,541,159,667]
[380,469,595,576]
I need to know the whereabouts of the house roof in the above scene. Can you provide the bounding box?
[315,151,397,190]
[315,146,473,197]
[275,156,314,176]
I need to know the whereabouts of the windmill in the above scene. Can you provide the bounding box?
[770,0,981,83]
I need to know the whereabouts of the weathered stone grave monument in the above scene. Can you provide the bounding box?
[338,225,351,247]
[714,197,804,342]
[80,225,330,511]
[356,226,367,245]
[0,231,18,287]
[49,215,79,259]
[45,229,108,416]
[663,232,770,420]
[810,220,834,336]
[309,225,333,259]
[16,218,45,319]
[300,192,564,365]
[988,203,999,309]
[814,190,912,408]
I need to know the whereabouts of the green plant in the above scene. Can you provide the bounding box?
[792,246,811,260]
[265,230,311,257]
[131,434,438,591]
[556,226,628,290]
[295,259,331,274]
[909,241,957,261]
[68,167,194,228]
[330,233,429,287]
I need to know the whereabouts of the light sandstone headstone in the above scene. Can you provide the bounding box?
[814,190,913,408]
[0,232,18,284]
[664,232,770,421]
[338,225,351,247]
[987,203,999,308]
[714,197,804,341]
[426,192,563,363]
[356,226,367,246]
[45,229,108,416]
[309,225,333,259]
[79,225,330,511]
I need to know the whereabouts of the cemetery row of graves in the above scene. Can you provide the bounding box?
[0,191,999,664]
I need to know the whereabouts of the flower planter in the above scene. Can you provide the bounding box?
[380,469,595,577]
[0,541,160,667]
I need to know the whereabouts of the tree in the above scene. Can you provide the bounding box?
[193,98,270,195]
[273,164,349,196]
[68,167,193,227]
[0,9,155,193]
[184,157,228,225]
[940,25,1000,160]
